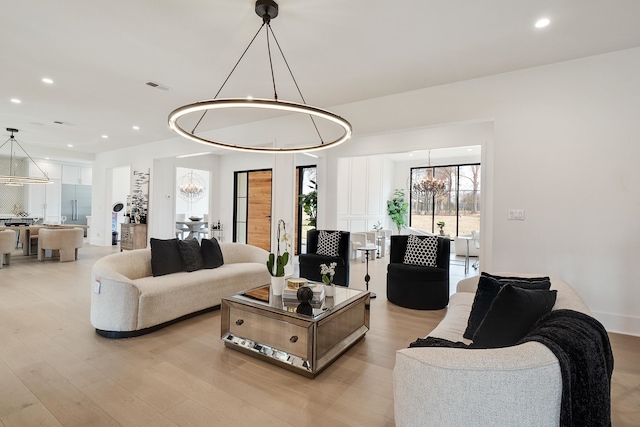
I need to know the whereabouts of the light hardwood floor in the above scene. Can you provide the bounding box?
[0,245,638,426]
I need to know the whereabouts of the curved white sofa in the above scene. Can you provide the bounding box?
[90,242,271,338]
[394,274,590,427]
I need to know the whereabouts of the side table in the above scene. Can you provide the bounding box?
[357,245,378,299]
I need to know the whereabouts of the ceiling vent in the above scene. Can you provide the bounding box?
[53,121,74,126]
[146,81,170,91]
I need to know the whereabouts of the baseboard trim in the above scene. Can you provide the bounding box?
[592,310,640,337]
[95,305,221,339]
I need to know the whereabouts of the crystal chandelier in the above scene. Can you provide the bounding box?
[0,128,53,186]
[177,170,206,203]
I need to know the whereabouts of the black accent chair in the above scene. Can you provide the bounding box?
[386,235,450,310]
[299,230,350,286]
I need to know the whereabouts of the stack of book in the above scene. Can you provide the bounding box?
[282,283,325,304]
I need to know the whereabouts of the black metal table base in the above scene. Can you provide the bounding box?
[360,248,377,299]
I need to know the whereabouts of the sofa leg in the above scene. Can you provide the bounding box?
[38,249,45,261]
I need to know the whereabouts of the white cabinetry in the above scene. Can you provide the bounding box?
[81,167,92,185]
[62,165,92,185]
[27,181,61,222]
[29,161,62,180]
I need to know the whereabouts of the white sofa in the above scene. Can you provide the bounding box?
[394,274,590,427]
[90,242,271,338]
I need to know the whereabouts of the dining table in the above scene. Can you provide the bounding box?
[175,221,208,240]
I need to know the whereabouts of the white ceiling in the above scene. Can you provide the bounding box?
[2,0,640,159]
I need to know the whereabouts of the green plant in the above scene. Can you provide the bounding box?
[298,180,317,228]
[266,220,290,277]
[372,220,383,232]
[387,189,409,234]
[436,221,445,230]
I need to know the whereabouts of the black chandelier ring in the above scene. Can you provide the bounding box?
[168,98,352,154]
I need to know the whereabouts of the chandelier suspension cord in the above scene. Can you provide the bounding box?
[12,137,50,178]
[267,25,324,144]
[0,133,50,179]
[191,23,267,134]
[265,16,278,101]
[0,138,13,177]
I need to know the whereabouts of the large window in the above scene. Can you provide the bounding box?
[409,164,480,236]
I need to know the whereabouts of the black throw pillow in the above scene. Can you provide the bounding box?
[178,238,204,272]
[463,273,551,339]
[201,238,224,269]
[150,238,183,277]
[471,285,557,348]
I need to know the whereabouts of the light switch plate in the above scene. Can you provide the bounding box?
[508,209,525,220]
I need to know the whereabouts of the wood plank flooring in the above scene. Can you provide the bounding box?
[0,245,638,426]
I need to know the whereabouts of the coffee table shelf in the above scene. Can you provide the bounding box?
[221,284,370,378]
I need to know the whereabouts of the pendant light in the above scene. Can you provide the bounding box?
[0,128,53,186]
[168,0,352,154]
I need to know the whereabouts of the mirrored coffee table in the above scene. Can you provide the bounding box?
[221,284,370,378]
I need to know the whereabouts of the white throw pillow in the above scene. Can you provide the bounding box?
[403,234,438,267]
[316,231,340,257]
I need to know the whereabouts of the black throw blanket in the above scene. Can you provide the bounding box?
[409,309,614,427]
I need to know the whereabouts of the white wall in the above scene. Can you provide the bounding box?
[327,48,639,335]
[336,155,393,232]
[92,47,640,335]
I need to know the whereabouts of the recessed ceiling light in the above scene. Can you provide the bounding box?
[45,157,50,160]
[101,135,108,139]
[10,98,21,104]
[132,126,140,130]
[42,78,54,84]
[535,18,550,28]
[67,144,73,148]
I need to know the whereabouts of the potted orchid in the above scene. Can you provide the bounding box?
[320,261,337,297]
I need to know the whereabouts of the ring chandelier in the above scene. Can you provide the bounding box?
[168,0,352,154]
[0,128,53,186]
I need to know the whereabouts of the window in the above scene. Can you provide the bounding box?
[409,164,481,236]
[296,165,316,254]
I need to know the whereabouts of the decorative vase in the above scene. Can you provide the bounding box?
[296,303,313,316]
[325,283,335,297]
[271,276,285,296]
[297,286,314,304]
